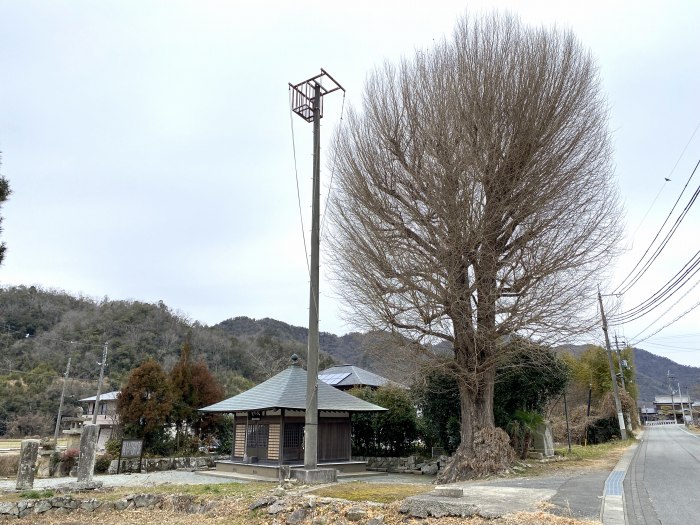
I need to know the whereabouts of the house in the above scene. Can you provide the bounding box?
[79,391,120,450]
[653,394,692,423]
[318,364,402,391]
[199,354,386,478]
[639,405,657,424]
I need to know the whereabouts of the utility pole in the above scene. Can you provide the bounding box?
[92,342,108,425]
[688,386,694,424]
[598,290,627,439]
[668,371,678,423]
[53,357,71,442]
[289,70,344,471]
[613,334,627,391]
[677,379,685,424]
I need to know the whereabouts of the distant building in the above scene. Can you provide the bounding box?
[639,405,657,423]
[318,364,404,391]
[79,391,120,450]
[653,395,692,423]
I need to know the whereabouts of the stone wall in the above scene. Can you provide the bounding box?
[352,455,447,475]
[0,493,213,519]
[107,455,219,474]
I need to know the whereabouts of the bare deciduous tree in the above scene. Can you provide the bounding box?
[327,12,623,480]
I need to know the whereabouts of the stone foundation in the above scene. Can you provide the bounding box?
[0,493,214,519]
[107,455,218,474]
[353,455,447,475]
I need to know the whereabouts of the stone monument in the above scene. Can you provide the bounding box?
[15,439,39,490]
[74,423,102,489]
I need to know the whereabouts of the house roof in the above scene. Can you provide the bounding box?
[318,364,402,389]
[199,356,387,414]
[654,395,691,404]
[79,391,120,402]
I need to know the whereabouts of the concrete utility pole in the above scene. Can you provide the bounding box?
[598,290,627,439]
[678,381,686,424]
[53,357,71,442]
[688,386,694,424]
[614,334,627,391]
[289,70,344,472]
[92,342,108,425]
[668,371,678,423]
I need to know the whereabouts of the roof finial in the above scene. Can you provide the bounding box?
[290,354,300,366]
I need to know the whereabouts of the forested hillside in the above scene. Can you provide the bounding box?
[0,286,333,437]
[2,285,697,437]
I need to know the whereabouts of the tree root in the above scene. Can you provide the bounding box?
[437,427,516,483]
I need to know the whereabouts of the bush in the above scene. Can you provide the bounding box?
[105,438,121,457]
[94,454,112,474]
[350,386,418,457]
[59,447,79,476]
[0,454,19,476]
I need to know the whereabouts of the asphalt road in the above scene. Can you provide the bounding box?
[625,425,700,525]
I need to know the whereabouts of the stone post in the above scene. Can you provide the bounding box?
[76,423,99,487]
[15,439,40,490]
[532,421,555,457]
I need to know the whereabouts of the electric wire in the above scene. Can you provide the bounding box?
[627,275,700,341]
[610,246,700,323]
[320,91,346,236]
[289,86,311,278]
[614,122,700,292]
[630,296,700,346]
[614,159,700,295]
[627,180,667,246]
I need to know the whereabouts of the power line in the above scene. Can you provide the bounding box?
[627,276,700,341]
[610,246,700,323]
[630,297,700,346]
[614,158,700,295]
[614,122,700,292]
[320,91,346,236]
[289,86,311,279]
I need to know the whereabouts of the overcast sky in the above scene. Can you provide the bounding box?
[1,1,699,367]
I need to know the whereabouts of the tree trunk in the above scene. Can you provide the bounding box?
[437,349,515,483]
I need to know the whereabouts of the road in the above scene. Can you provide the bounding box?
[625,425,700,525]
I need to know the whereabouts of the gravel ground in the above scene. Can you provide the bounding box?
[0,469,240,491]
[0,469,437,491]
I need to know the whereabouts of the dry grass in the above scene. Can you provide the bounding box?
[504,440,629,480]
[0,453,19,476]
[22,497,601,525]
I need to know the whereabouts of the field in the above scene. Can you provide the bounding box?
[0,439,68,451]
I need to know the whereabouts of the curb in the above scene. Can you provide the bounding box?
[600,432,644,525]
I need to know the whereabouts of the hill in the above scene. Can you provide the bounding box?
[2,284,698,437]
[214,317,417,383]
[0,286,326,437]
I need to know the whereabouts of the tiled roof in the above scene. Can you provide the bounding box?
[199,358,387,413]
[79,391,120,402]
[318,364,402,389]
[654,395,691,404]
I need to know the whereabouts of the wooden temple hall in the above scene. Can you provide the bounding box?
[199,354,387,478]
